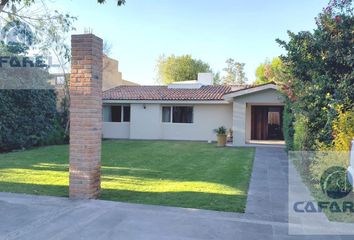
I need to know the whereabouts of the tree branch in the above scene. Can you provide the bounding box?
[0,0,9,12]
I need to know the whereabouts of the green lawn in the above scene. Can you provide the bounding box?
[0,140,254,212]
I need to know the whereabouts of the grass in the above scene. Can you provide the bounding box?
[292,154,354,223]
[0,140,255,212]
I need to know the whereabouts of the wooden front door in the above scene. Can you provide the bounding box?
[251,106,284,140]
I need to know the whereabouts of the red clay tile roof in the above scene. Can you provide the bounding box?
[103,85,251,101]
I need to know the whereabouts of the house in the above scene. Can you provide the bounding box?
[49,55,138,110]
[102,73,284,146]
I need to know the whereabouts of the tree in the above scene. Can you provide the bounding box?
[156,54,212,84]
[0,0,126,12]
[254,57,283,85]
[0,0,76,150]
[1,0,77,130]
[213,71,221,85]
[277,0,354,151]
[221,58,247,85]
[0,40,61,152]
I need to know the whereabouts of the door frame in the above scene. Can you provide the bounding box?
[245,103,285,143]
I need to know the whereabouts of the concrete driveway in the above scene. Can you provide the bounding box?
[0,147,352,240]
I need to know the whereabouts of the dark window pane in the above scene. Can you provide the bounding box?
[173,107,193,123]
[123,106,130,122]
[111,106,122,122]
[162,106,171,122]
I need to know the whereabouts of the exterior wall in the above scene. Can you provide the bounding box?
[102,105,131,139]
[130,104,162,139]
[102,103,233,141]
[102,55,138,91]
[102,122,130,139]
[161,104,232,141]
[232,89,284,146]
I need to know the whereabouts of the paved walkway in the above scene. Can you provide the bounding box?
[245,147,288,223]
[0,147,352,240]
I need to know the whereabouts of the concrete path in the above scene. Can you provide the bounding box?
[245,147,288,223]
[0,147,352,240]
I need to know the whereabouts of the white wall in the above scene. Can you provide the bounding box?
[130,103,162,139]
[161,104,232,141]
[103,122,130,139]
[232,89,284,146]
[102,103,233,141]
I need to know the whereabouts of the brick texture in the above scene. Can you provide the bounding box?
[69,34,103,199]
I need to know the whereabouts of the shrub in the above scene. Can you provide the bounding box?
[310,106,353,184]
[282,101,295,151]
[293,114,309,151]
[310,152,349,186]
[0,89,63,152]
[332,107,354,151]
[277,0,353,151]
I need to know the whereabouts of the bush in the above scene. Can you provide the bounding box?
[310,107,353,184]
[293,114,309,151]
[332,107,354,151]
[0,89,64,152]
[282,101,295,151]
[38,118,68,146]
[277,0,353,151]
[310,152,349,186]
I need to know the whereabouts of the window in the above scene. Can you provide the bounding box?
[111,106,122,122]
[162,106,171,122]
[162,106,193,123]
[173,106,193,123]
[123,106,131,122]
[104,105,130,122]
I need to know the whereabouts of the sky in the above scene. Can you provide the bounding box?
[49,0,329,85]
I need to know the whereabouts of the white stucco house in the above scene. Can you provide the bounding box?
[102,73,285,146]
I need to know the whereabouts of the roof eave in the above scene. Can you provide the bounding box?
[103,99,230,105]
[223,83,279,101]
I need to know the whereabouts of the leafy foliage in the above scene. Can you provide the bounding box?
[0,89,60,152]
[97,0,126,5]
[293,114,309,151]
[156,54,212,84]
[332,106,354,151]
[282,100,295,151]
[278,0,354,151]
[0,1,71,152]
[221,58,247,85]
[1,0,126,8]
[214,126,227,135]
[254,57,283,85]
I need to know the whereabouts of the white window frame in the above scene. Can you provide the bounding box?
[110,105,131,123]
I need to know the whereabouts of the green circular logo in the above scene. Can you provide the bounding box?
[320,166,353,199]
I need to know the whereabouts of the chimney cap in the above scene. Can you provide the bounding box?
[197,73,213,85]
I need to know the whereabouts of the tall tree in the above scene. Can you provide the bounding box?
[156,54,212,84]
[222,58,247,85]
[277,0,354,150]
[213,71,221,85]
[254,57,283,85]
